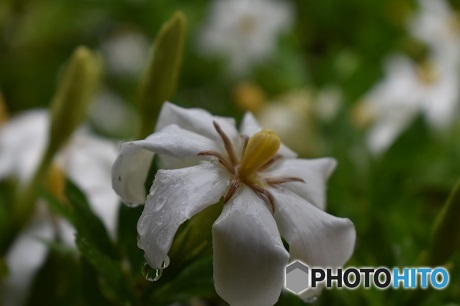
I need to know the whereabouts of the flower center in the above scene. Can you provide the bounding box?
[198,121,304,213]
[238,129,280,184]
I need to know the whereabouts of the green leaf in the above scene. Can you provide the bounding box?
[151,255,216,305]
[428,181,460,265]
[138,11,187,138]
[80,258,113,306]
[26,248,82,306]
[116,204,144,278]
[65,179,116,259]
[76,236,135,305]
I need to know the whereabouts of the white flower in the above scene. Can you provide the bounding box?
[198,0,293,75]
[359,55,459,155]
[408,0,460,67]
[112,102,356,305]
[0,110,120,306]
[102,30,150,76]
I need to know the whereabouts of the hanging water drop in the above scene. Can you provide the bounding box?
[142,262,162,282]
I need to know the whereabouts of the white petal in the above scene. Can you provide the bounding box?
[272,188,355,268]
[1,205,54,306]
[213,186,289,306]
[366,119,408,156]
[0,110,49,184]
[155,102,240,146]
[112,125,219,206]
[240,112,297,158]
[137,163,230,268]
[61,130,120,236]
[264,158,336,209]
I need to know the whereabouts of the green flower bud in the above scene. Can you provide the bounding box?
[138,11,187,138]
[49,46,102,155]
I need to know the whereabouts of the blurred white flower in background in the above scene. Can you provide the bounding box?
[356,0,460,155]
[408,0,460,67]
[90,89,139,138]
[102,30,150,76]
[357,55,459,155]
[198,0,293,75]
[0,110,120,306]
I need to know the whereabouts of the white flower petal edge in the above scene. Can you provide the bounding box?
[137,163,230,269]
[264,158,336,210]
[213,187,289,306]
[156,102,240,147]
[240,112,297,158]
[272,188,356,267]
[112,125,219,205]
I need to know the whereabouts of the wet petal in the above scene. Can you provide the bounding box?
[264,158,336,209]
[240,112,297,158]
[137,163,230,268]
[156,102,240,146]
[112,125,218,206]
[213,186,289,306]
[272,188,355,268]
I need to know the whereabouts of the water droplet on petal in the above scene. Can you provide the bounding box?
[162,256,170,269]
[142,262,161,282]
[142,258,170,282]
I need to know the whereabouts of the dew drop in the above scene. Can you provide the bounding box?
[142,262,162,282]
[142,258,170,282]
[162,256,170,269]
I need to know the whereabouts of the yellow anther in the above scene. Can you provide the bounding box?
[239,129,280,179]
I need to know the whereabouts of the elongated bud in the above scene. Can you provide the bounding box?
[138,11,187,138]
[49,46,102,155]
[428,181,460,265]
[239,129,280,178]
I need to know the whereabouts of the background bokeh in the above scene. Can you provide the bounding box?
[1,0,459,305]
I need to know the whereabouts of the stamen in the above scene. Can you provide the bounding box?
[265,177,305,185]
[213,121,238,166]
[250,185,276,214]
[258,154,283,171]
[198,150,234,173]
[224,176,240,203]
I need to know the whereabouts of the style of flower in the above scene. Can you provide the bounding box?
[112,102,356,305]
[0,110,119,306]
[198,0,293,75]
